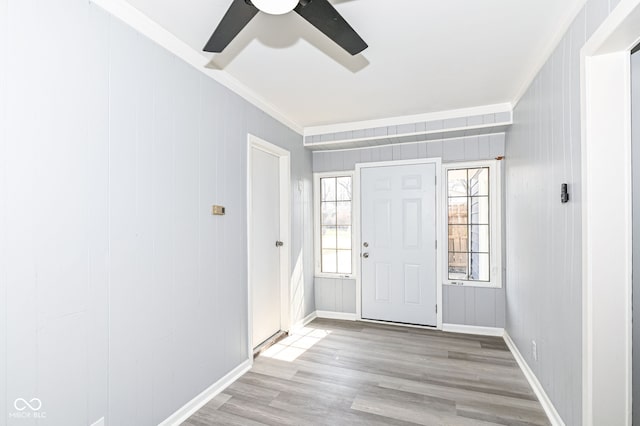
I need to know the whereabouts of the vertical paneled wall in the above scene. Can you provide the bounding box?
[0,0,7,421]
[315,278,357,313]
[505,0,617,424]
[313,135,506,328]
[313,135,505,172]
[0,2,310,426]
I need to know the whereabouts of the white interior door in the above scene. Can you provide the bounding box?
[251,147,281,348]
[360,163,437,326]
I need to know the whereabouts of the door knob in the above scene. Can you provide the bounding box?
[362,252,369,258]
[275,241,284,247]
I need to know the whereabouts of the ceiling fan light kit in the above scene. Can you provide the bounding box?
[252,0,298,15]
[203,0,368,56]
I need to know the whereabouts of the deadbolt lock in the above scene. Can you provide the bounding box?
[275,241,284,247]
[363,242,369,248]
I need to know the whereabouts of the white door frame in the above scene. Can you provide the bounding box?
[581,1,640,424]
[247,134,291,357]
[354,158,443,330]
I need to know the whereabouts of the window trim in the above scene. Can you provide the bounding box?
[314,171,356,279]
[442,160,503,288]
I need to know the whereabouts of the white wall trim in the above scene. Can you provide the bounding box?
[89,0,303,134]
[291,311,318,331]
[312,132,507,154]
[511,0,589,107]
[354,158,443,330]
[442,324,504,337]
[503,332,565,426]
[316,310,357,321]
[304,103,512,137]
[158,359,252,426]
[247,134,292,354]
[580,1,640,424]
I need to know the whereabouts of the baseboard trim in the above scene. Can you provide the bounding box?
[291,311,318,331]
[158,358,252,426]
[503,331,565,426]
[316,310,357,321]
[442,323,505,337]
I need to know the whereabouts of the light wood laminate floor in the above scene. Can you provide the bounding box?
[183,319,549,426]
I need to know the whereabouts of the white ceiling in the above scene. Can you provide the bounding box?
[124,0,585,129]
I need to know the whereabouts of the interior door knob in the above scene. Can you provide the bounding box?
[362,252,369,258]
[275,241,284,247]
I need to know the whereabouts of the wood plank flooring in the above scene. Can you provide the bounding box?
[183,319,549,426]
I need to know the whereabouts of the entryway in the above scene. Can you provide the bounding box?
[247,134,291,351]
[357,159,440,327]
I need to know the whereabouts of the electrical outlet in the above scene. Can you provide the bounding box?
[532,340,538,361]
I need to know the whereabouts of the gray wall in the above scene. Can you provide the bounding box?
[0,2,311,426]
[443,286,506,328]
[315,278,357,314]
[504,0,618,424]
[312,135,506,328]
[313,135,505,172]
[632,48,640,426]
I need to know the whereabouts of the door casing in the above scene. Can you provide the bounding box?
[355,158,443,329]
[247,134,291,359]
[580,0,640,422]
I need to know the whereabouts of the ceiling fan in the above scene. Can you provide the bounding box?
[203,0,368,56]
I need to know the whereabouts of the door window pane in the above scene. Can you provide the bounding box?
[336,177,352,201]
[321,202,337,226]
[448,197,468,225]
[448,225,468,252]
[337,250,352,274]
[470,225,490,253]
[469,253,490,281]
[470,197,489,224]
[448,169,468,197]
[336,226,351,250]
[321,177,336,201]
[468,168,489,196]
[336,201,351,226]
[448,252,468,280]
[321,226,337,250]
[322,249,337,273]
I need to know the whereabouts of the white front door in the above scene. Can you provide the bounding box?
[250,146,281,348]
[360,162,438,326]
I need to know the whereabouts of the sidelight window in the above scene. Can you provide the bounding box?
[444,161,502,288]
[314,172,354,276]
